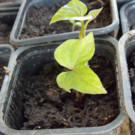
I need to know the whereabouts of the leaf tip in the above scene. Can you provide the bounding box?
[49,20,53,25]
[102,89,107,94]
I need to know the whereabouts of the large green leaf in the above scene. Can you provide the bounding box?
[50,0,88,24]
[85,8,103,28]
[54,33,95,70]
[57,65,107,94]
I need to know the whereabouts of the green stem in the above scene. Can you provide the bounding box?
[79,21,85,39]
[72,23,75,32]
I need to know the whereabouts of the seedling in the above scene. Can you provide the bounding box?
[50,0,107,94]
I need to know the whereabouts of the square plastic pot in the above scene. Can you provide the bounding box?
[0,9,18,17]
[10,0,119,47]
[117,0,133,8]
[0,44,14,90]
[118,30,135,128]
[118,30,135,135]
[0,7,19,12]
[120,1,135,34]
[0,0,21,8]
[0,37,125,135]
[117,0,132,2]
[0,0,20,13]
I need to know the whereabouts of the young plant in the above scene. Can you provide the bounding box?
[50,0,107,94]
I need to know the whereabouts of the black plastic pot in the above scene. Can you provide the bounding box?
[0,37,125,135]
[120,1,135,34]
[10,0,119,47]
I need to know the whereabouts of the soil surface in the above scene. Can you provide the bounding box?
[20,55,119,130]
[0,15,15,44]
[20,0,112,39]
[0,0,17,3]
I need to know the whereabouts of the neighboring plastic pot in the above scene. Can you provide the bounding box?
[117,0,133,8]
[117,0,132,4]
[0,0,20,13]
[0,7,19,12]
[118,30,135,123]
[117,0,132,2]
[0,0,21,8]
[0,11,18,44]
[0,44,14,90]
[0,37,125,135]
[10,0,119,47]
[120,1,135,34]
[118,30,135,135]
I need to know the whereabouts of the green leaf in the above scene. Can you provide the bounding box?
[69,19,75,24]
[54,33,95,70]
[85,8,103,29]
[50,0,87,24]
[57,65,107,94]
[75,22,81,27]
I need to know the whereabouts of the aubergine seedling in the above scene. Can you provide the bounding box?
[50,0,107,95]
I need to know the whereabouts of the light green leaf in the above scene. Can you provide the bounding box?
[57,65,107,94]
[50,0,87,24]
[54,33,95,70]
[69,19,75,24]
[75,22,81,27]
[85,8,103,28]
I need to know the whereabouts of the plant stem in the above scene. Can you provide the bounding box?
[72,23,75,31]
[79,21,85,39]
[75,91,85,102]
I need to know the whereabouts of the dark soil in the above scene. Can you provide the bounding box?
[0,64,6,90]
[0,15,15,44]
[128,52,135,108]
[0,0,17,3]
[19,0,112,39]
[20,55,119,130]
[0,22,11,44]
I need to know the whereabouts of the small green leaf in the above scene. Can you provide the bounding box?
[54,33,95,70]
[85,8,103,28]
[57,65,107,94]
[75,22,82,27]
[50,0,87,24]
[69,19,75,24]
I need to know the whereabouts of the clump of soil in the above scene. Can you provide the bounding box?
[0,15,15,44]
[0,0,17,3]
[128,51,135,108]
[20,55,119,130]
[20,0,112,39]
